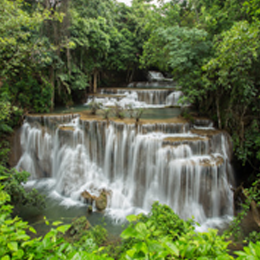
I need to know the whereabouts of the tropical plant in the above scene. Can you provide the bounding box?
[0,166,45,210]
[235,241,260,259]
[133,108,144,124]
[88,101,102,115]
[0,185,113,260]
[113,104,125,119]
[101,108,111,121]
[120,202,233,260]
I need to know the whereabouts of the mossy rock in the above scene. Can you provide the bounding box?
[68,216,90,236]
[96,192,107,211]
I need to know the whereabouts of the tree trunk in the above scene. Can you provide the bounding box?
[66,37,71,76]
[216,94,222,129]
[93,70,98,94]
[50,66,55,111]
[129,67,135,83]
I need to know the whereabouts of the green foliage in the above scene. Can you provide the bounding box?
[88,101,102,115]
[245,231,260,244]
[123,105,143,122]
[90,225,108,246]
[203,20,260,165]
[0,101,13,134]
[0,185,112,259]
[1,189,260,260]
[0,166,45,209]
[113,104,125,119]
[133,108,144,123]
[0,0,52,79]
[0,141,11,166]
[66,216,108,249]
[1,75,52,114]
[101,108,111,120]
[225,176,260,241]
[181,108,195,124]
[141,25,211,103]
[235,241,260,259]
[120,202,233,260]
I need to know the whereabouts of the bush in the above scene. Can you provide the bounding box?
[119,202,232,259]
[0,166,45,209]
[0,185,113,260]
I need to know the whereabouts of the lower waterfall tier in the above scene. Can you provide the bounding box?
[15,114,235,226]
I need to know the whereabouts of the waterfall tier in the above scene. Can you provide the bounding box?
[86,88,185,108]
[16,114,234,225]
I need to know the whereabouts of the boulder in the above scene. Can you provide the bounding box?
[95,191,107,211]
[81,190,95,203]
[81,189,109,211]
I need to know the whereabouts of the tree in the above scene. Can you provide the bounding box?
[203,21,260,165]
[0,0,62,112]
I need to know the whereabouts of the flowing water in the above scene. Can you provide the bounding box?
[15,85,235,232]
[86,88,187,108]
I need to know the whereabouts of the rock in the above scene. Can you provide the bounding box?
[68,216,90,237]
[81,190,95,203]
[95,191,107,211]
[81,189,109,211]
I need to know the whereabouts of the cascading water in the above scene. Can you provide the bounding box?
[86,88,185,108]
[16,112,234,230]
[14,81,235,230]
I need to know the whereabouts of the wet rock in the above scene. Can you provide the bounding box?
[95,191,107,211]
[81,190,108,211]
[81,190,95,204]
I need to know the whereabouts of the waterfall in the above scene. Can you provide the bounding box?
[16,114,234,226]
[87,89,186,108]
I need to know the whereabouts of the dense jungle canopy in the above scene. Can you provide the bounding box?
[1,0,260,259]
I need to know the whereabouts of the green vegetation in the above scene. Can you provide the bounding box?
[1,0,260,258]
[1,186,260,260]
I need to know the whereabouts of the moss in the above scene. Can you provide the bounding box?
[67,216,90,237]
[163,136,207,143]
[59,126,75,131]
[191,128,222,136]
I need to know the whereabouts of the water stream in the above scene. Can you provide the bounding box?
[86,88,186,108]
[15,84,235,232]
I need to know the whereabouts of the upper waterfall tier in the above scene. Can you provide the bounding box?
[15,114,234,224]
[147,71,173,82]
[86,88,186,108]
[127,82,176,88]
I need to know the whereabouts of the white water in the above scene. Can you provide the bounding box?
[17,114,234,228]
[86,89,185,108]
[147,71,173,82]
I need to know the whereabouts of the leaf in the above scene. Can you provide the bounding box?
[13,249,24,259]
[121,226,138,239]
[164,241,179,256]
[29,227,37,234]
[126,214,139,222]
[8,242,18,252]
[52,221,63,226]
[135,222,148,238]
[56,224,71,234]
